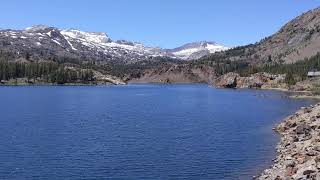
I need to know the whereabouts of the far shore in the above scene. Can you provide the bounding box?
[2,81,320,101]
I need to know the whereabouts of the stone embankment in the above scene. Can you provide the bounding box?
[259,104,320,180]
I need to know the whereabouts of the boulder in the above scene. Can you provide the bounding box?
[294,165,318,179]
[295,123,311,135]
[286,166,297,176]
[303,169,316,175]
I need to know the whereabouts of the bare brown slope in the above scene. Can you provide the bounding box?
[257,7,320,63]
[128,64,217,84]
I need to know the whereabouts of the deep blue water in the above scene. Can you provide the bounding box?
[0,84,315,180]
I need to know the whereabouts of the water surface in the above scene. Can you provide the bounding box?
[0,84,314,179]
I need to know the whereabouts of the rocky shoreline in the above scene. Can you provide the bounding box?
[211,72,320,179]
[258,103,320,180]
[212,72,320,99]
[125,74,320,179]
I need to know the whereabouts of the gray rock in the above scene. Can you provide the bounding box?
[295,123,311,135]
[303,169,316,175]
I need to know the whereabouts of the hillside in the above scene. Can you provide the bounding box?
[132,7,320,84]
[199,7,320,65]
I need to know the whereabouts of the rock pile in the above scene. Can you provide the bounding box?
[259,103,320,180]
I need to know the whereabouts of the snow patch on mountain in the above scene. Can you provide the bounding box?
[61,29,112,44]
[170,41,229,60]
[0,25,229,63]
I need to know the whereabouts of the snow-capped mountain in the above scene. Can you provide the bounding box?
[168,41,229,60]
[0,25,228,63]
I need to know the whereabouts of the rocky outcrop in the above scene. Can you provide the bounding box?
[64,66,126,85]
[93,70,126,85]
[259,104,320,180]
[212,72,287,89]
[213,72,239,88]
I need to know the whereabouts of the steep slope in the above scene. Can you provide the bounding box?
[201,7,320,64]
[256,7,320,63]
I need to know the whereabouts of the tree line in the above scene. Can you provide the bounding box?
[0,61,94,84]
[192,52,320,85]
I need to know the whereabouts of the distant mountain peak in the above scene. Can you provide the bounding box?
[169,41,229,60]
[61,29,112,44]
[25,25,54,32]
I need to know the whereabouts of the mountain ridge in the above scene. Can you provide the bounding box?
[0,25,229,63]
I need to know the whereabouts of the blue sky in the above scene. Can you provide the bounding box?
[0,0,319,48]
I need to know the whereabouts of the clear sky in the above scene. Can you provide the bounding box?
[0,0,319,48]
